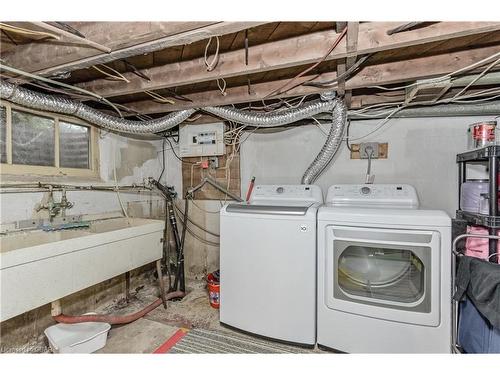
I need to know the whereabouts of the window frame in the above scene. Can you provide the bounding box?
[0,102,99,178]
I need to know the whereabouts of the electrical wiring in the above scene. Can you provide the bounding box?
[304,54,373,88]
[144,90,175,104]
[0,63,123,118]
[216,77,227,96]
[174,203,220,237]
[188,196,221,214]
[158,138,166,182]
[264,26,348,98]
[185,225,220,246]
[345,105,405,142]
[451,93,500,103]
[310,117,330,136]
[164,136,198,165]
[366,50,500,93]
[0,23,60,40]
[204,36,220,72]
[451,57,500,100]
[92,64,130,83]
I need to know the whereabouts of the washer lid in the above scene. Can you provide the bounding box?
[226,203,311,216]
[249,184,323,204]
[318,206,451,227]
[326,184,419,209]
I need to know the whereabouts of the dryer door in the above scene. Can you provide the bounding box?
[324,225,441,326]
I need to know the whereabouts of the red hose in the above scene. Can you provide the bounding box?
[53,291,185,325]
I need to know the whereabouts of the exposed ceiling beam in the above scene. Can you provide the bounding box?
[120,44,500,114]
[76,22,500,99]
[29,22,111,53]
[2,22,267,78]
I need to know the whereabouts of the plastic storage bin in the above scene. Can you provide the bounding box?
[44,322,111,353]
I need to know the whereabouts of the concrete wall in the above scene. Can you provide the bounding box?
[1,132,166,224]
[241,116,495,214]
[0,131,167,352]
[166,115,496,280]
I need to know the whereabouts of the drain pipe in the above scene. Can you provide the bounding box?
[51,291,185,325]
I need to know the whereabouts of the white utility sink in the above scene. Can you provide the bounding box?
[0,217,164,321]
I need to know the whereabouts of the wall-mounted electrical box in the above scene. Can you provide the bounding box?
[350,142,389,159]
[179,123,225,157]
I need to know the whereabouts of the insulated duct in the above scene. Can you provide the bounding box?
[0,80,338,134]
[0,80,196,134]
[203,99,337,127]
[301,99,347,185]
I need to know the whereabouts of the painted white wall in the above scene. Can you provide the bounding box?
[1,132,166,224]
[241,116,496,215]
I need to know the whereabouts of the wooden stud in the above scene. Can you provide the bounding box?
[122,44,500,114]
[76,22,500,99]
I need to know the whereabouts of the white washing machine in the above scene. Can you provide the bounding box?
[220,184,323,345]
[317,184,452,353]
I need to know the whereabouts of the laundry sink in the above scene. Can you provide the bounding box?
[0,217,164,322]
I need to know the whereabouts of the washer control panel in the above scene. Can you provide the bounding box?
[326,184,419,208]
[250,185,323,203]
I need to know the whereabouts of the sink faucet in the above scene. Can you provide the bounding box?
[36,186,74,222]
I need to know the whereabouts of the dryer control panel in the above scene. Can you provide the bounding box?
[326,184,419,208]
[250,185,323,204]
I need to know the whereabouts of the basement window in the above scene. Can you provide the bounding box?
[0,103,98,178]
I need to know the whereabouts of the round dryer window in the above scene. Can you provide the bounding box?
[338,246,425,304]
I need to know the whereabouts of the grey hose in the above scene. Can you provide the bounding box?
[301,99,347,184]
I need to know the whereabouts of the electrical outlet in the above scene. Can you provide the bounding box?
[208,156,219,169]
[360,142,379,159]
[350,142,388,159]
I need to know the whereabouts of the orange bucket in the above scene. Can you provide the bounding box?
[207,273,220,309]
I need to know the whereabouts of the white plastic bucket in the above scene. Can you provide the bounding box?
[44,322,111,353]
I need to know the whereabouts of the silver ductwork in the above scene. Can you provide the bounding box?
[0,81,196,134]
[203,99,337,127]
[0,80,338,134]
[301,99,347,185]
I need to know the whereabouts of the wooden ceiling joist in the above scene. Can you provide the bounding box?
[1,22,267,78]
[76,22,500,99]
[121,44,500,114]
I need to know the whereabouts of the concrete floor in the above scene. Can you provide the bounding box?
[96,279,321,354]
[97,279,223,353]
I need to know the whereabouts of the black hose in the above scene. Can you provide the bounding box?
[174,197,188,292]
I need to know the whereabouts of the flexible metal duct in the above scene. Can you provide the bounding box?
[0,80,338,134]
[0,80,196,134]
[203,99,337,127]
[301,99,347,184]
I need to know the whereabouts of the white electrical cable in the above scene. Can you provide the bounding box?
[112,142,129,220]
[0,63,123,117]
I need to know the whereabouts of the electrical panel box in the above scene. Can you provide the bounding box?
[178,123,225,157]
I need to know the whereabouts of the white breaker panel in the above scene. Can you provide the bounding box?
[179,122,225,157]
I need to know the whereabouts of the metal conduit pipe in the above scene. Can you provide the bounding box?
[301,99,347,185]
